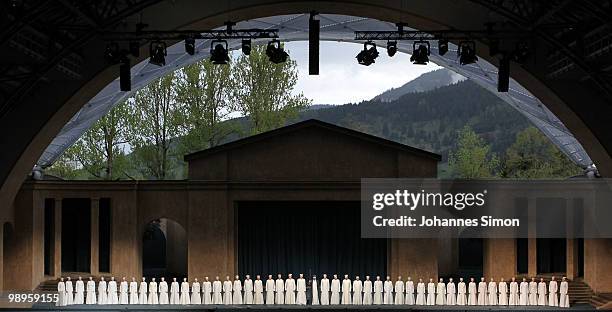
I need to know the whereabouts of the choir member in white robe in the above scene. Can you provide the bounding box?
[275,274,285,304]
[191,278,201,304]
[212,276,223,304]
[498,278,508,305]
[170,278,180,304]
[426,278,436,306]
[158,277,169,304]
[223,276,233,304]
[296,274,307,305]
[383,276,394,305]
[394,276,404,305]
[341,275,352,305]
[477,277,487,305]
[311,276,319,305]
[148,278,159,304]
[265,275,275,305]
[467,278,477,305]
[363,276,373,305]
[446,278,456,305]
[180,278,191,304]
[108,277,119,304]
[202,277,213,304]
[75,277,85,305]
[549,276,559,307]
[86,277,97,304]
[233,275,243,304]
[285,274,296,304]
[559,277,569,308]
[415,279,426,305]
[436,278,446,305]
[138,277,148,304]
[65,277,74,305]
[538,278,547,305]
[488,278,497,305]
[519,278,529,305]
[352,276,363,305]
[120,277,129,304]
[98,277,107,304]
[330,275,341,304]
[243,275,254,304]
[254,275,264,304]
[320,274,330,305]
[405,277,415,305]
[57,278,66,306]
[456,278,467,306]
[129,278,139,304]
[509,277,519,306]
[529,277,538,305]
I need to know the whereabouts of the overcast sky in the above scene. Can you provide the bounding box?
[283,41,441,105]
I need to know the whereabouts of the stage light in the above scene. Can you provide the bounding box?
[387,41,397,57]
[497,55,510,92]
[266,39,289,64]
[210,40,230,64]
[242,39,252,55]
[129,41,140,57]
[356,41,379,66]
[185,37,196,55]
[104,43,120,64]
[457,41,478,65]
[119,56,131,92]
[410,41,430,65]
[149,41,167,66]
[438,39,448,56]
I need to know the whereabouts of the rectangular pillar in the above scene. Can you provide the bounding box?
[54,198,62,278]
[90,198,99,276]
[388,238,438,279]
[527,197,537,277]
[484,238,516,280]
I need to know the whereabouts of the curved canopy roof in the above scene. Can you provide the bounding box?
[37,14,594,170]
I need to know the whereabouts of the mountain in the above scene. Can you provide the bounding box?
[372,68,466,102]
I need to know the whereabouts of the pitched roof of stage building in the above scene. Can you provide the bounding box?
[184,119,441,161]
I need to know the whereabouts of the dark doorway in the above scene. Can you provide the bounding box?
[457,235,483,279]
[537,238,566,273]
[577,238,584,277]
[44,199,55,276]
[61,198,91,273]
[143,218,187,279]
[99,198,111,273]
[236,201,387,278]
[516,238,528,274]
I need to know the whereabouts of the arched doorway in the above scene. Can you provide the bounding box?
[142,218,187,279]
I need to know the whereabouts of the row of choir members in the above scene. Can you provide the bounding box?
[56,274,569,308]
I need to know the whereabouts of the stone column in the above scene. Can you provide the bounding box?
[90,198,99,275]
[54,198,62,278]
[483,238,516,280]
[527,197,537,277]
[565,198,577,279]
[388,238,438,279]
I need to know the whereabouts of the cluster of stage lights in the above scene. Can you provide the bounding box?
[356,39,478,66]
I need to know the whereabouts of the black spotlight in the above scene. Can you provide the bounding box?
[242,39,252,55]
[119,56,131,92]
[149,41,167,66]
[185,37,196,55]
[438,38,448,56]
[266,39,289,64]
[356,41,379,66]
[457,41,478,65]
[387,41,398,57]
[104,43,120,64]
[210,40,230,64]
[410,41,430,65]
[129,41,140,57]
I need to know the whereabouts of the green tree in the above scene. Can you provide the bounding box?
[448,125,499,178]
[502,126,582,178]
[230,45,311,134]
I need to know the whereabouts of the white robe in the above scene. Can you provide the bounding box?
[86,280,97,304]
[223,280,233,304]
[75,280,85,304]
[296,278,307,305]
[477,281,487,305]
[233,280,243,304]
[57,281,66,306]
[180,282,191,304]
[560,281,569,308]
[119,281,129,304]
[341,279,351,304]
[383,280,393,304]
[394,281,404,304]
[320,278,330,305]
[538,282,547,305]
[330,279,340,304]
[311,279,319,305]
[405,281,415,305]
[265,279,275,304]
[488,282,497,305]
[98,281,107,304]
[436,282,446,305]
[202,281,212,304]
[254,280,264,304]
[457,282,467,305]
[415,282,426,305]
[467,282,477,305]
[212,281,223,304]
[373,280,383,304]
[158,281,168,304]
[138,281,148,304]
[129,281,138,304]
[549,280,559,306]
[285,278,296,304]
[363,280,373,305]
[498,282,508,305]
[243,279,253,304]
[148,281,158,304]
[529,281,538,305]
[65,281,74,305]
[191,282,201,304]
[275,279,284,304]
[509,281,519,305]
[170,281,180,304]
[108,280,118,304]
[426,282,435,305]
[519,282,529,305]
[352,280,363,305]
[446,282,456,305]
